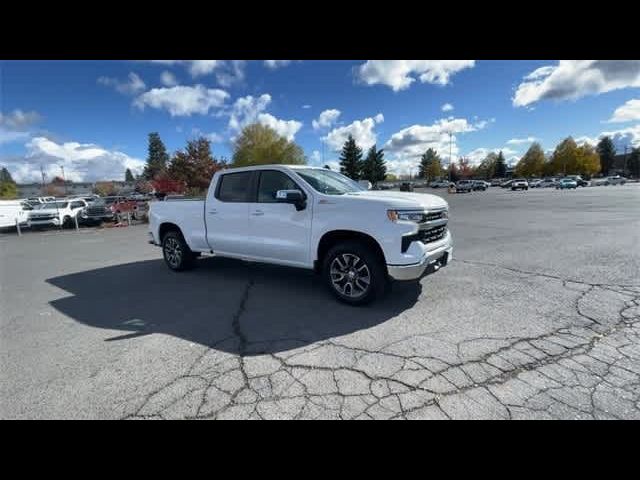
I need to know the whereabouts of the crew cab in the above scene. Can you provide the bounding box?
[149,165,453,305]
[28,199,87,228]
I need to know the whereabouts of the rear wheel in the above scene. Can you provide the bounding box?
[62,216,73,229]
[323,241,388,306]
[162,230,197,271]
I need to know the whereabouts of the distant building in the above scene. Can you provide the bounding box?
[17,181,136,198]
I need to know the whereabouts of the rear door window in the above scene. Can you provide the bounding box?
[216,172,253,202]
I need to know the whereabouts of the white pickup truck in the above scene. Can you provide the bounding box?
[28,199,88,228]
[149,165,453,305]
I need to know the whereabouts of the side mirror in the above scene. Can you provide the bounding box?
[276,189,306,211]
[358,180,372,190]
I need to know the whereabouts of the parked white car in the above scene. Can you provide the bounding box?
[0,200,31,228]
[28,199,88,228]
[511,178,529,190]
[149,165,453,305]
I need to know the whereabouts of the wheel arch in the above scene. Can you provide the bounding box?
[158,222,183,243]
[315,230,387,273]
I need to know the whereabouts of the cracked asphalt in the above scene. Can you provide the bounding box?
[1,185,639,419]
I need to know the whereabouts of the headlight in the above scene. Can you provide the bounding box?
[387,210,427,222]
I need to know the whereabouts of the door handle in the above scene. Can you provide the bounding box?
[251,210,264,216]
[208,209,218,215]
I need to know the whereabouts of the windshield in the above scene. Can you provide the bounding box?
[36,202,68,209]
[294,169,365,195]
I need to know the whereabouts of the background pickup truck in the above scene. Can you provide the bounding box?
[149,165,453,305]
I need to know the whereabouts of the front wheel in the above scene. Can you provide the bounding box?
[323,241,388,305]
[162,230,197,271]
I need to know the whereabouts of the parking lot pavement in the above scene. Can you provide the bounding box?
[1,185,639,419]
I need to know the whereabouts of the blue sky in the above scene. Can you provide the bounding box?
[1,60,639,182]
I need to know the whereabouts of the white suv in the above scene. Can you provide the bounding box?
[511,178,529,191]
[28,199,87,228]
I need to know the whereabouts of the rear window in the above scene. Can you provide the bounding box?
[217,172,252,202]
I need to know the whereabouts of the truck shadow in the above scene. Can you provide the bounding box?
[46,257,422,355]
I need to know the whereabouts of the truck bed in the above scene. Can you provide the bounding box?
[149,199,208,251]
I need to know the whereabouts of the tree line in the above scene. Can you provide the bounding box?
[1,128,638,201]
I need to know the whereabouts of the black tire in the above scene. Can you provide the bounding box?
[62,216,73,229]
[323,240,388,306]
[162,230,197,271]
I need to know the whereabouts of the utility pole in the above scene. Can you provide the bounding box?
[40,165,46,194]
[60,165,67,195]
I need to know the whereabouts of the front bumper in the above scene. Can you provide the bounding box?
[387,234,453,281]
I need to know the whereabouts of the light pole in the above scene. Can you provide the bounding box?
[448,131,453,183]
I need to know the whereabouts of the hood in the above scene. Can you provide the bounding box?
[342,190,448,210]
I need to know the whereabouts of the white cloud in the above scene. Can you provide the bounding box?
[228,94,272,131]
[188,60,221,77]
[256,113,302,141]
[608,98,640,123]
[145,60,245,86]
[215,60,246,87]
[5,136,144,183]
[302,104,312,109]
[465,147,520,165]
[506,136,537,145]
[264,60,292,69]
[323,114,384,152]
[310,150,321,163]
[206,132,224,143]
[98,72,146,95]
[381,117,491,174]
[0,109,43,145]
[146,60,219,77]
[312,109,341,130]
[0,109,42,130]
[0,130,29,145]
[513,60,640,107]
[441,103,454,112]
[228,94,302,141]
[133,85,229,116]
[356,60,475,91]
[160,70,178,87]
[575,124,640,152]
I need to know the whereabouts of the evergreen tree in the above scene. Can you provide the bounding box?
[143,132,169,180]
[597,136,616,176]
[418,148,440,181]
[0,167,15,183]
[361,145,387,185]
[339,135,363,180]
[125,168,135,182]
[495,151,507,178]
[627,147,640,178]
[476,152,498,180]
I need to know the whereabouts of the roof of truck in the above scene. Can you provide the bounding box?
[218,164,325,173]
